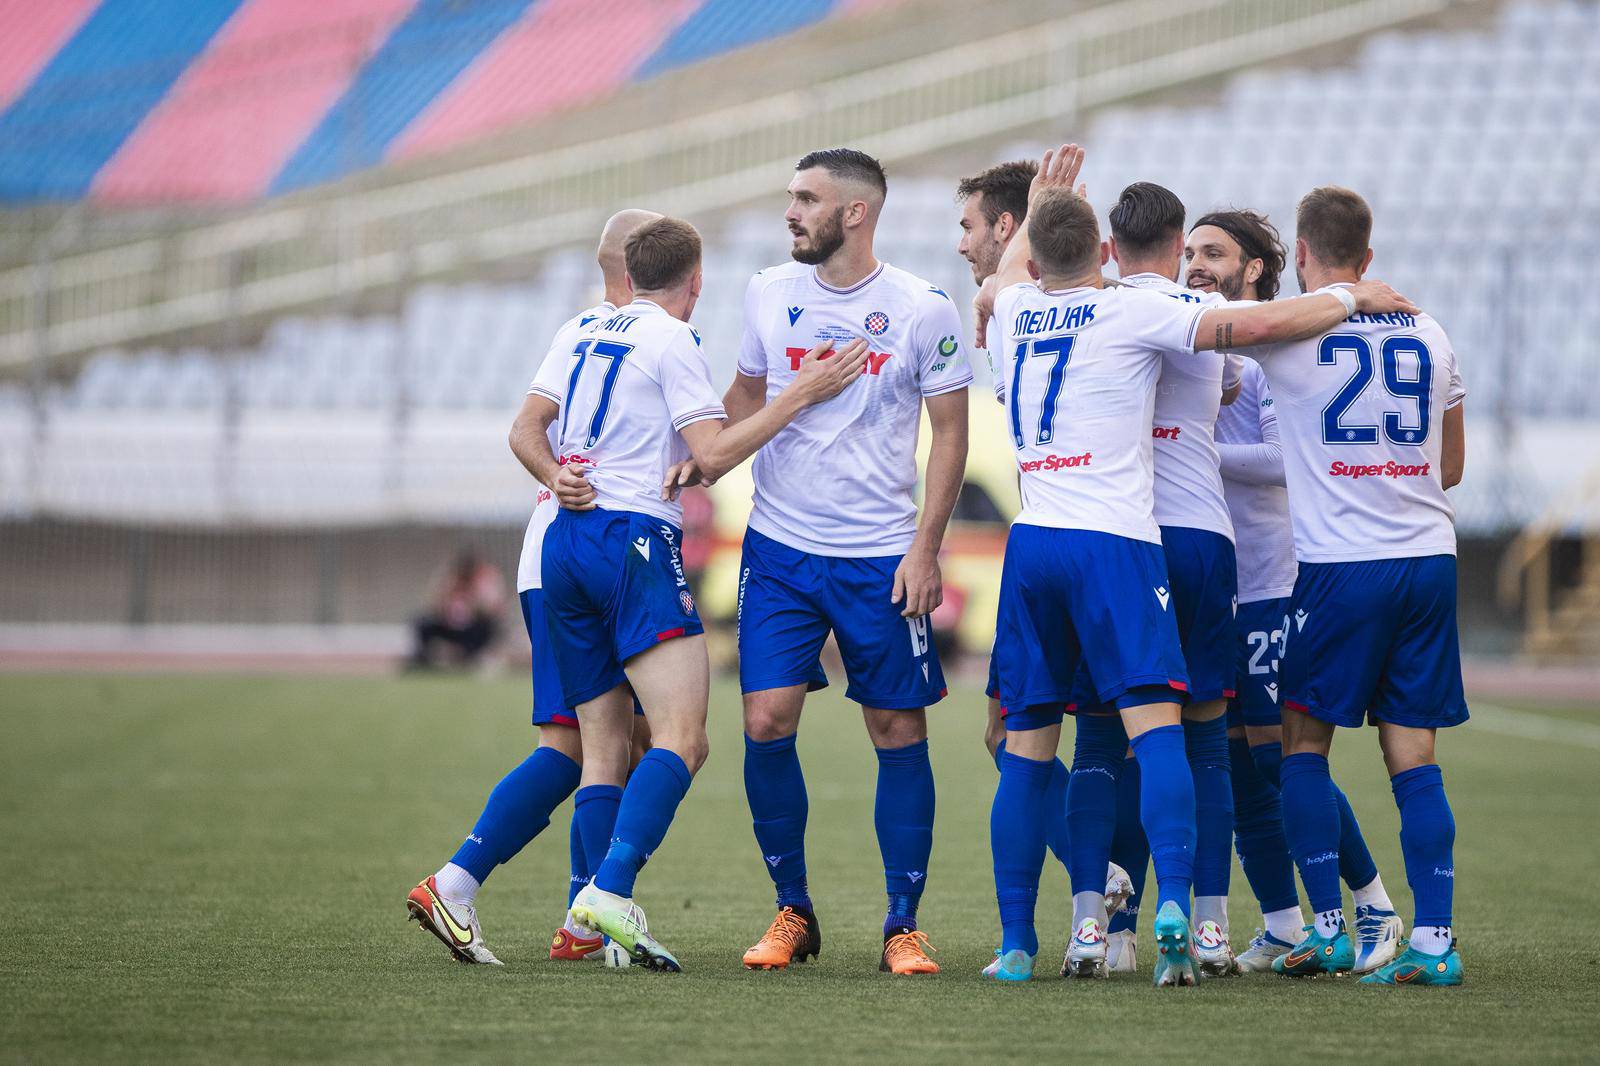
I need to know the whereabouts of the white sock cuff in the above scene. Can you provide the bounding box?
[434,862,480,904]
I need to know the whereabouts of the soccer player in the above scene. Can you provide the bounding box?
[404,209,659,966]
[731,149,971,975]
[957,162,1134,978]
[1066,182,1243,979]
[981,145,1416,986]
[1190,209,1403,974]
[1243,188,1467,985]
[521,217,870,970]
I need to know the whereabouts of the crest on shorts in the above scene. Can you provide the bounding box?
[864,311,890,335]
[679,590,696,615]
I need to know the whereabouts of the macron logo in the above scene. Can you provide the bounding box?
[908,871,925,883]
[787,306,804,326]
[765,855,782,867]
[1154,586,1170,611]
[1295,609,1309,631]
[1265,682,1279,703]
[633,537,651,561]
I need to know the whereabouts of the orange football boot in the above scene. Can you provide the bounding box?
[742,906,822,969]
[881,930,940,975]
[550,924,605,961]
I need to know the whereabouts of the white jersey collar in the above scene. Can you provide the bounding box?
[812,261,884,296]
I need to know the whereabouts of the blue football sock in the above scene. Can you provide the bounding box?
[567,817,586,906]
[1391,764,1456,929]
[593,749,692,898]
[1107,755,1147,934]
[1235,739,1299,914]
[1043,756,1072,872]
[1279,751,1343,915]
[1184,716,1234,902]
[1066,714,1124,899]
[573,783,622,891]
[1332,781,1380,892]
[744,733,811,909]
[876,739,936,933]
[991,749,1052,956]
[1128,724,1196,916]
[449,746,581,883]
[1251,740,1283,786]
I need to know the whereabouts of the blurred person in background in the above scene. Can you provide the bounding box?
[406,548,507,670]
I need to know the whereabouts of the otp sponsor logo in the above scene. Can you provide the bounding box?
[1328,460,1432,479]
[1018,451,1093,472]
[1152,425,1182,440]
[785,346,894,374]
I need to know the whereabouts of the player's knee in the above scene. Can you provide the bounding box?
[865,708,925,749]
[537,722,583,761]
[743,707,796,743]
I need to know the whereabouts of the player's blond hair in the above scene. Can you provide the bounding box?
[1027,188,1101,277]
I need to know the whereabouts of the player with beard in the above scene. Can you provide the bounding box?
[1189,210,1404,974]
[723,149,972,974]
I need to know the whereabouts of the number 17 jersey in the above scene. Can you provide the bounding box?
[991,281,1207,544]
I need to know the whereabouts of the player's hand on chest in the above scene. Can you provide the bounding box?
[772,307,909,387]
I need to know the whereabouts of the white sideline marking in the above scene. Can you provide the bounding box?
[1469,704,1600,751]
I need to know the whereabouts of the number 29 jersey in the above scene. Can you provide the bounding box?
[530,298,725,528]
[1254,283,1465,564]
[991,281,1207,545]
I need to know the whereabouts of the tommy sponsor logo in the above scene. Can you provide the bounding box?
[786,345,894,374]
[1303,850,1339,866]
[1018,450,1092,473]
[1328,460,1432,479]
[1154,586,1171,610]
[1152,425,1182,440]
[787,306,804,326]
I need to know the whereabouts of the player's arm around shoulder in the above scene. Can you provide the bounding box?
[1193,281,1418,352]
[666,340,870,498]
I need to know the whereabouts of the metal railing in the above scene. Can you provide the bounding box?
[0,0,1477,369]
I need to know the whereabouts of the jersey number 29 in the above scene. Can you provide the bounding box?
[1319,333,1432,446]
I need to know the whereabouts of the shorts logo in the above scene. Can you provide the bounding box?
[788,306,804,326]
[1265,682,1279,703]
[864,311,890,335]
[1295,608,1309,631]
[921,663,930,682]
[633,536,651,562]
[679,590,696,615]
[1154,586,1171,611]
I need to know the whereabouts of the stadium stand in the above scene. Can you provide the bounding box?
[0,0,908,204]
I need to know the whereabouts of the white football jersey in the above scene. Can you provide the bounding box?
[515,302,613,592]
[1119,272,1233,540]
[991,281,1207,543]
[1215,361,1297,603]
[737,261,973,557]
[1254,284,1465,563]
[530,299,725,528]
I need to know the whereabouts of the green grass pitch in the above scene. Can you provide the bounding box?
[3,671,1598,1063]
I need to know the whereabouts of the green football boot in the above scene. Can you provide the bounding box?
[569,882,682,972]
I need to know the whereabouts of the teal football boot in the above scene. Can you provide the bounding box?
[982,948,1037,982]
[1359,941,1463,986]
[1151,901,1199,987]
[1272,923,1354,977]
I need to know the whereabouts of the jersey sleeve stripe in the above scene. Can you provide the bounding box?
[921,374,974,397]
[529,384,562,403]
[1182,308,1205,352]
[671,406,726,430]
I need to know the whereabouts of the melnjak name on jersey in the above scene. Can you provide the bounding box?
[1011,301,1097,337]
